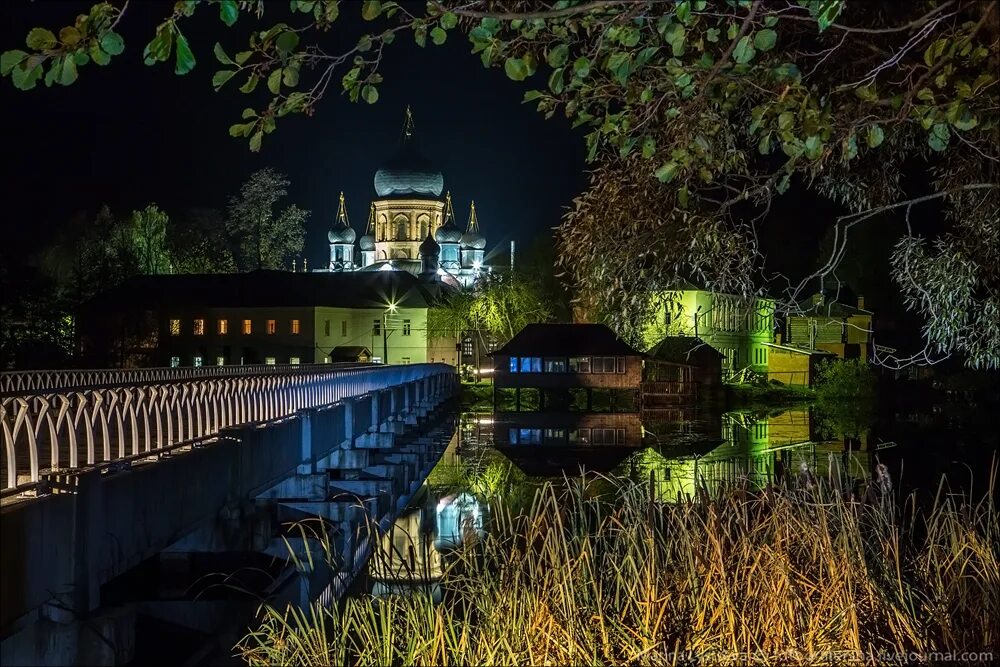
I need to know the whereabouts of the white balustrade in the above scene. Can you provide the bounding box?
[1,363,452,497]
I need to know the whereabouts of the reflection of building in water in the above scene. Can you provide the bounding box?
[369,494,444,593]
[620,408,873,501]
[435,492,485,551]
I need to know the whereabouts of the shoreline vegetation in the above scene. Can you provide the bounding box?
[236,462,998,666]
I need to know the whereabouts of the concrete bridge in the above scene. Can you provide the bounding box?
[0,363,458,665]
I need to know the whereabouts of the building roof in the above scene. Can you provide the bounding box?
[329,346,372,360]
[492,323,642,357]
[646,336,723,364]
[793,295,872,319]
[763,343,837,356]
[83,270,446,311]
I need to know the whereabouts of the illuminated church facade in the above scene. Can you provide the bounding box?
[325,108,488,288]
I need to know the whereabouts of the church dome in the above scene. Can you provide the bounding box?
[435,220,462,244]
[419,234,440,257]
[461,231,486,250]
[359,233,375,251]
[374,143,444,198]
[373,108,444,198]
[328,226,356,244]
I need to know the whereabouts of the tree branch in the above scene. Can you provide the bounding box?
[432,0,630,21]
[778,0,957,35]
[698,0,762,98]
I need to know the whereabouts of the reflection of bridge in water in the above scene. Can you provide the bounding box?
[1,364,459,665]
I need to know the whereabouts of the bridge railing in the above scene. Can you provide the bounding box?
[0,362,375,396]
[1,363,453,497]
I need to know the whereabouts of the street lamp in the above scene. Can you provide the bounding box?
[382,301,398,363]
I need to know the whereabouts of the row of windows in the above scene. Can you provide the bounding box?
[170,319,300,336]
[171,356,302,367]
[508,427,627,445]
[508,356,626,374]
[372,319,411,336]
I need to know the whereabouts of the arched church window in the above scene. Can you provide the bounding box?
[420,220,428,239]
[396,222,407,240]
[394,249,409,259]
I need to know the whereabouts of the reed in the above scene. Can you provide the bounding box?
[236,459,998,665]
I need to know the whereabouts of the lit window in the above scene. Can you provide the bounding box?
[242,319,252,335]
[291,319,301,335]
[323,356,331,363]
[193,319,205,336]
[519,357,542,373]
[403,319,411,336]
[170,356,180,368]
[193,356,203,367]
[462,339,474,356]
[544,358,567,373]
[569,357,591,373]
[267,319,276,335]
[509,357,518,373]
[289,356,300,365]
[265,357,276,365]
[373,319,381,336]
[216,356,225,366]
[324,320,331,336]
[169,319,181,336]
[217,319,228,335]
[341,321,347,337]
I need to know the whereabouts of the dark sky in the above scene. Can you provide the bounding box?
[0,1,587,270]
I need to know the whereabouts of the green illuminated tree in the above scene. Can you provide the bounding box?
[128,203,173,275]
[3,0,998,366]
[226,168,308,271]
[168,207,237,273]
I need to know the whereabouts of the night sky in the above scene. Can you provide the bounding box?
[0,1,939,351]
[0,0,587,271]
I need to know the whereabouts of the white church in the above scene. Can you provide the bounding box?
[323,108,488,288]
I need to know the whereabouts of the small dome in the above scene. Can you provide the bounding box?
[435,222,463,244]
[461,231,486,250]
[328,226,356,244]
[359,234,375,251]
[419,234,440,257]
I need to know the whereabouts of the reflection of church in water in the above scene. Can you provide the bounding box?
[324,108,488,289]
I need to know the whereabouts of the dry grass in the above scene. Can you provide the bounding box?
[236,461,998,665]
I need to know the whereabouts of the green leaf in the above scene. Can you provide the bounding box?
[249,130,263,152]
[505,57,529,81]
[641,136,656,159]
[441,12,458,29]
[242,107,257,119]
[927,122,949,151]
[866,125,884,148]
[89,43,110,65]
[547,43,569,68]
[431,27,447,45]
[57,56,77,85]
[219,0,239,26]
[753,29,776,51]
[276,31,299,56]
[804,135,823,160]
[573,56,590,78]
[480,17,500,36]
[361,83,379,104]
[239,74,259,93]
[267,68,282,94]
[522,90,543,102]
[235,50,252,65]
[361,0,382,21]
[11,60,43,90]
[727,22,738,40]
[282,63,299,87]
[675,0,691,23]
[706,28,720,43]
[640,86,653,103]
[607,51,631,85]
[215,69,237,90]
[229,122,252,137]
[654,162,679,183]
[414,25,426,47]
[635,46,658,68]
[58,27,81,47]
[777,112,794,130]
[214,42,233,65]
[923,38,948,67]
[757,133,772,154]
[100,31,125,56]
[1,50,27,76]
[174,32,196,75]
[548,67,564,94]
[732,36,755,64]
[662,23,685,56]
[26,28,57,50]
[815,0,843,32]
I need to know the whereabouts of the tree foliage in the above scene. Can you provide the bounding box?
[225,168,308,271]
[430,270,554,344]
[168,207,237,273]
[3,0,998,366]
[127,203,173,275]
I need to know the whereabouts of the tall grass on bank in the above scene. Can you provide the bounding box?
[237,463,998,665]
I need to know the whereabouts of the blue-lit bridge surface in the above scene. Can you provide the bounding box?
[1,363,457,665]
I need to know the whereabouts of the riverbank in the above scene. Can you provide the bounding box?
[237,465,999,666]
